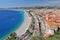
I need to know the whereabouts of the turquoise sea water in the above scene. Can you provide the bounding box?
[0,10,25,40]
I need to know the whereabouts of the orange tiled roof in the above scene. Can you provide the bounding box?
[33,10,60,28]
[45,13,60,27]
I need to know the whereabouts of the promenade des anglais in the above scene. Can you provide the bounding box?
[3,7,60,40]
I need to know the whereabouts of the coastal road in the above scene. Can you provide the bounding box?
[15,10,32,37]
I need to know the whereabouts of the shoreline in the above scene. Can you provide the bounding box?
[15,10,32,37]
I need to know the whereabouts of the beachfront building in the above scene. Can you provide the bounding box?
[32,9,60,38]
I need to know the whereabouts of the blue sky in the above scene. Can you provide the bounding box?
[0,0,60,8]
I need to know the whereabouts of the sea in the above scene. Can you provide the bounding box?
[0,10,25,40]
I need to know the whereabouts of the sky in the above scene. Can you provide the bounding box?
[0,0,60,8]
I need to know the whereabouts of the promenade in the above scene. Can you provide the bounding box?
[15,10,32,37]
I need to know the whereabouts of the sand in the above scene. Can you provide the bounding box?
[15,10,32,37]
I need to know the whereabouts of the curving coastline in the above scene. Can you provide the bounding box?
[15,10,32,37]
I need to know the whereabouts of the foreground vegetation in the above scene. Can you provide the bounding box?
[46,29,60,40]
[31,29,60,40]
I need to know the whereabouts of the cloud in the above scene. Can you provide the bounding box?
[35,0,60,6]
[47,0,60,6]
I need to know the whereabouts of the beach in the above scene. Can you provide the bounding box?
[15,10,32,37]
